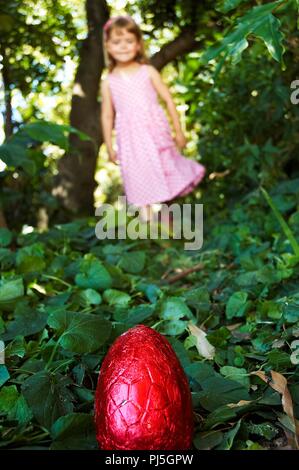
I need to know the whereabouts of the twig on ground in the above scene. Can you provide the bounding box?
[162,262,204,284]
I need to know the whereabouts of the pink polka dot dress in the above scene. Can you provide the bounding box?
[107,64,206,206]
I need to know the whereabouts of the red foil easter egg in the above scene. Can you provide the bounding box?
[94,324,193,450]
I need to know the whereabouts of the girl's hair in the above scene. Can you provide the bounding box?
[103,15,149,72]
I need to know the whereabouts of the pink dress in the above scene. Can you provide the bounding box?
[107,64,206,206]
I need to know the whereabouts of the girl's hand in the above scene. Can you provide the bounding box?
[109,150,118,164]
[174,131,187,150]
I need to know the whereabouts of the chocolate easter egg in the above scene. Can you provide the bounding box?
[94,324,193,450]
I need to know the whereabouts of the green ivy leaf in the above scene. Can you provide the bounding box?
[160,297,193,321]
[75,257,112,290]
[16,243,46,273]
[207,326,231,347]
[185,362,218,387]
[203,405,239,430]
[0,366,10,388]
[0,385,32,424]
[266,349,291,369]
[194,430,223,450]
[50,413,97,450]
[182,287,211,315]
[0,385,18,414]
[0,228,12,247]
[10,394,33,425]
[5,336,26,358]
[260,300,283,320]
[118,251,146,274]
[79,289,102,306]
[102,289,131,307]
[113,304,155,326]
[22,371,74,430]
[199,376,250,411]
[1,302,48,341]
[47,310,112,353]
[0,278,24,303]
[226,291,249,319]
[216,419,242,449]
[160,320,187,336]
[168,337,191,369]
[220,366,250,389]
[136,282,162,303]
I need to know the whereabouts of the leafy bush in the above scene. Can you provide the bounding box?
[0,121,89,230]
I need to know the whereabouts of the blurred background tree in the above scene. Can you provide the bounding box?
[0,0,298,230]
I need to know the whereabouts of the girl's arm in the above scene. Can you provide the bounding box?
[101,79,117,161]
[147,65,187,149]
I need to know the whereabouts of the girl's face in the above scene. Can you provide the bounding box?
[106,28,140,64]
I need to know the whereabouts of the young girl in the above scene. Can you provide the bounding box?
[101,15,206,222]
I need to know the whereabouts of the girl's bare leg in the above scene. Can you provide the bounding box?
[139,205,153,222]
[159,203,174,231]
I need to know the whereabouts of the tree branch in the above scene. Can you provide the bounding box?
[150,27,202,70]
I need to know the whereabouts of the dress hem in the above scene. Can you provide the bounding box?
[126,164,206,207]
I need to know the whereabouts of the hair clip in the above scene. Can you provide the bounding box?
[103,18,114,32]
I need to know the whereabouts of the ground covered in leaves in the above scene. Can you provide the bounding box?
[1,180,299,450]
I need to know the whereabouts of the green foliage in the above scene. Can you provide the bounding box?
[176,45,299,219]
[216,0,249,14]
[50,413,97,449]
[220,366,250,389]
[0,181,299,448]
[0,0,77,104]
[47,310,112,354]
[2,302,48,341]
[0,278,24,304]
[226,291,250,319]
[1,0,299,451]
[75,256,112,290]
[0,121,89,174]
[202,1,287,67]
[0,121,89,230]
[261,186,299,257]
[21,371,74,429]
[128,0,203,30]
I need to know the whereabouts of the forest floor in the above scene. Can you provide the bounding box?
[1,180,299,449]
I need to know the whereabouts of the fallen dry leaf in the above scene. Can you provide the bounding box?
[226,323,243,331]
[290,340,299,365]
[251,369,299,449]
[227,400,252,408]
[30,282,47,295]
[188,322,215,360]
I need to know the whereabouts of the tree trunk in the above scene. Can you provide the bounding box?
[1,47,13,138]
[53,0,109,217]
